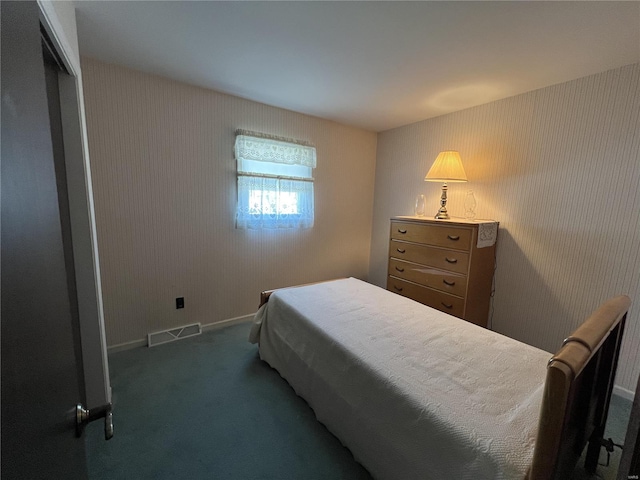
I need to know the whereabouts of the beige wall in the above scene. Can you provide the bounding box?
[81,58,377,348]
[370,63,640,393]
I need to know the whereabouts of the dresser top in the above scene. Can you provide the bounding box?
[392,216,498,227]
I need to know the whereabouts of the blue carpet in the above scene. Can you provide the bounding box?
[86,322,371,479]
[86,322,631,479]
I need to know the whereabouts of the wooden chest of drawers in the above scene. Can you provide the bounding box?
[387,216,498,327]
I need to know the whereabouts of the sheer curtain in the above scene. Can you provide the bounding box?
[235,134,316,229]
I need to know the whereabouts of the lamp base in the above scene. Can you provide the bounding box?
[434,182,450,220]
[434,209,450,220]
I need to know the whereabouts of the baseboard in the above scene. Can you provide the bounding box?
[108,337,147,354]
[107,313,255,354]
[202,313,254,332]
[614,384,636,402]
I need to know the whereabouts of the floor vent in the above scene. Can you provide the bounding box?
[147,323,202,347]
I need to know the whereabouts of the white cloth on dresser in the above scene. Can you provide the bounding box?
[477,221,499,248]
[250,277,550,480]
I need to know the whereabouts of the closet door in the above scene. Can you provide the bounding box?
[1,2,89,478]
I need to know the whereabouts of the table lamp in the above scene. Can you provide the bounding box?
[425,151,468,219]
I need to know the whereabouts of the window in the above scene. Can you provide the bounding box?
[235,133,316,229]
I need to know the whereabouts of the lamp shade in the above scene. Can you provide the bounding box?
[425,151,468,182]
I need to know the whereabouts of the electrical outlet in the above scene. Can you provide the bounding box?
[176,297,184,309]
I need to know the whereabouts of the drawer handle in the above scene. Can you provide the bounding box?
[393,285,403,292]
[443,279,455,286]
[447,235,460,241]
[398,228,407,234]
[396,248,406,254]
[441,302,453,309]
[395,266,405,272]
[445,257,457,264]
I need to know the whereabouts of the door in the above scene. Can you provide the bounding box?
[1,1,89,478]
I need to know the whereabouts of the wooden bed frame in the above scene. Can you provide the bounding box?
[258,284,630,480]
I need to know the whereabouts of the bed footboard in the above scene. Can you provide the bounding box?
[529,295,631,480]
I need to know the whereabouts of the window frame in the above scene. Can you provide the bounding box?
[234,133,316,230]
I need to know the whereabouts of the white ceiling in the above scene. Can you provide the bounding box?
[74,1,640,132]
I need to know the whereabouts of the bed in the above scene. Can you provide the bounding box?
[249,277,630,480]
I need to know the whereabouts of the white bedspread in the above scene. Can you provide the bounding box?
[249,278,550,480]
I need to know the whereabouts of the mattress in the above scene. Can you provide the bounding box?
[249,278,551,480]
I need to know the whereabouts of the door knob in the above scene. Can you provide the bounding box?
[76,403,113,440]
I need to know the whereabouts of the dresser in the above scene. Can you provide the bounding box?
[387,216,498,327]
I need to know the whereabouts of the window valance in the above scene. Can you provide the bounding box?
[234,134,316,168]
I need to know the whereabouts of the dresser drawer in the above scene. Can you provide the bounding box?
[388,258,467,297]
[390,221,472,251]
[389,240,470,275]
[387,276,464,317]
